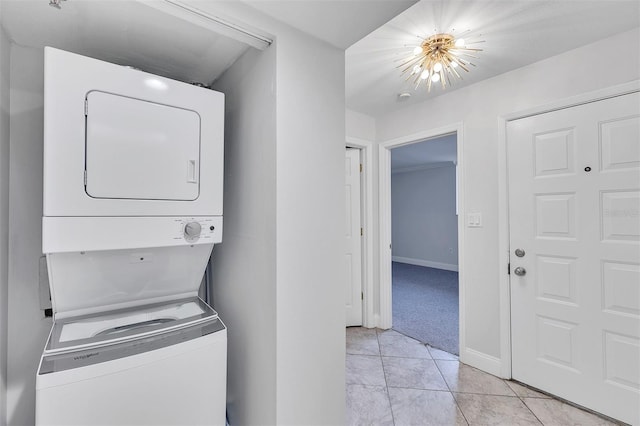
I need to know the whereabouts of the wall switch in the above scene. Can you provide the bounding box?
[467,212,482,227]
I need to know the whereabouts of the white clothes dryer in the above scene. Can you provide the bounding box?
[36,48,227,426]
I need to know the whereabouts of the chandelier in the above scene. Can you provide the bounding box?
[49,0,66,9]
[399,33,483,91]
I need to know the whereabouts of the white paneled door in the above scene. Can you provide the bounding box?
[345,148,363,326]
[508,91,640,425]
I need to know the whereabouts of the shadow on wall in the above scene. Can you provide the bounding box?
[6,44,54,426]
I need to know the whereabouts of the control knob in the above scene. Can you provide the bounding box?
[184,222,202,239]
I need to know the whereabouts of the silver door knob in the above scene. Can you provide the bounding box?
[514,267,526,276]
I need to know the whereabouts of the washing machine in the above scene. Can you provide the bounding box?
[36,297,226,425]
[35,47,227,425]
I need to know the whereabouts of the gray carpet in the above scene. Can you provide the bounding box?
[392,262,459,355]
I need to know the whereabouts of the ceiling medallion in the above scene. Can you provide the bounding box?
[399,32,483,92]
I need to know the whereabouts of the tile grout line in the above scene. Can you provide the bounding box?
[511,389,544,425]
[509,383,584,426]
[377,354,436,360]
[434,354,539,425]
[377,329,397,426]
[508,383,623,425]
[503,381,558,425]
[386,384,527,397]
[431,347,471,426]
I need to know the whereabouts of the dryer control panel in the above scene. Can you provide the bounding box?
[43,216,223,254]
[178,218,217,243]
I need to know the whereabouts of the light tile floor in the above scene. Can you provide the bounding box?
[346,328,620,426]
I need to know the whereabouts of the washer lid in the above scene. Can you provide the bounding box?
[45,297,217,355]
[46,243,214,318]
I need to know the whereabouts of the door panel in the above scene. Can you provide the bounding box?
[345,148,363,326]
[508,92,640,425]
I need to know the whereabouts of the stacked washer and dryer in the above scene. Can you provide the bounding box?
[35,47,227,425]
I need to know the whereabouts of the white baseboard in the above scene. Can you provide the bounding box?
[460,347,505,378]
[392,256,459,272]
[368,313,382,329]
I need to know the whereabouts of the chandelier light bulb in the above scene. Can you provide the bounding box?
[398,32,483,92]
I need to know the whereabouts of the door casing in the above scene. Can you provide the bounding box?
[345,148,363,326]
[346,138,375,328]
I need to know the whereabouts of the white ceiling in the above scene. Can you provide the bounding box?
[0,0,254,86]
[243,0,417,49]
[346,0,640,117]
[391,133,456,171]
[0,0,417,85]
[3,1,637,118]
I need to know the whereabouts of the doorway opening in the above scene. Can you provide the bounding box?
[389,133,459,355]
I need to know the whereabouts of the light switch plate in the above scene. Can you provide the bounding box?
[467,212,482,227]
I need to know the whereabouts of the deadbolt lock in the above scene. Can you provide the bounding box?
[515,248,525,257]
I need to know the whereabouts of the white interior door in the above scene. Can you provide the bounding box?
[345,148,363,326]
[508,91,640,425]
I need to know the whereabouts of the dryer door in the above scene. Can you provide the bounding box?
[85,91,201,201]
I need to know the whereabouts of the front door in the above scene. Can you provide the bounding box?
[508,91,639,424]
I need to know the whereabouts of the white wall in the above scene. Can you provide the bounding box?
[0,16,11,426]
[275,31,345,426]
[392,164,458,270]
[211,45,278,426]
[346,108,375,142]
[376,28,640,362]
[6,44,52,426]
[209,6,344,425]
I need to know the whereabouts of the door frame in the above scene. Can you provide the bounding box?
[346,137,375,327]
[378,122,466,354]
[497,79,640,378]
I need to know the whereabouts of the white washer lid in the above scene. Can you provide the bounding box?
[59,300,204,342]
[45,297,218,354]
[46,244,214,319]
